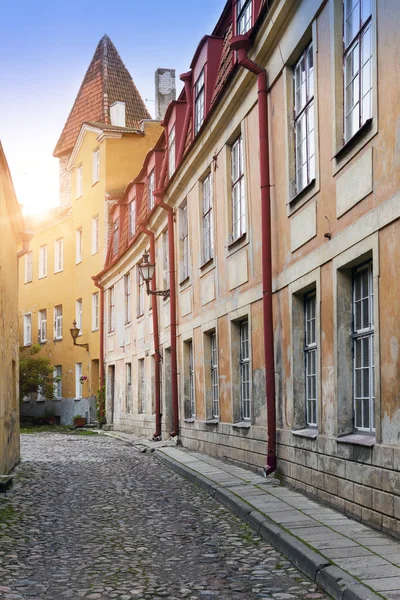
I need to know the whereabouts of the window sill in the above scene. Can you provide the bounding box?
[292,428,318,439]
[76,260,82,265]
[200,257,214,271]
[227,232,246,250]
[92,328,99,333]
[289,178,316,207]
[92,180,99,187]
[334,118,373,161]
[125,321,131,327]
[38,275,47,280]
[232,421,251,429]
[336,433,376,447]
[24,281,32,285]
[36,398,45,403]
[53,338,63,342]
[39,340,47,345]
[107,331,115,336]
[179,276,190,288]
[184,418,195,423]
[200,418,219,425]
[54,269,63,274]
[136,314,144,320]
[74,397,82,401]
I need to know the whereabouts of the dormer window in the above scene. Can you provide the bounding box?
[148,170,155,210]
[194,69,205,135]
[237,0,252,35]
[113,219,119,256]
[110,101,126,127]
[168,125,176,178]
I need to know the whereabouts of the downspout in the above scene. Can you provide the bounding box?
[139,226,162,440]
[176,71,193,166]
[17,238,30,259]
[154,191,179,438]
[230,35,276,475]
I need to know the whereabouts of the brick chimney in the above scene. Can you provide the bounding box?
[155,68,176,121]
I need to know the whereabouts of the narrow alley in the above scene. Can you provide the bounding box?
[0,433,329,600]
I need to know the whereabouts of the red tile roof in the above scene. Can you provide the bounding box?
[53,35,151,157]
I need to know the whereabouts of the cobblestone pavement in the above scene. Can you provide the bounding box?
[0,434,331,600]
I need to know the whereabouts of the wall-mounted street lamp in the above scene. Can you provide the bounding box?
[138,251,170,298]
[69,321,89,351]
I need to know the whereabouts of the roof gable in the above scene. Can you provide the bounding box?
[53,35,151,157]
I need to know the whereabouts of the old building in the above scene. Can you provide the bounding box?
[99,0,400,537]
[19,35,162,424]
[0,142,26,473]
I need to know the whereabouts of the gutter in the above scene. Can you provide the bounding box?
[230,34,276,475]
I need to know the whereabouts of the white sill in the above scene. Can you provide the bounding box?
[336,433,376,447]
[38,275,47,279]
[54,269,63,274]
[91,328,99,333]
[232,421,251,429]
[54,338,63,342]
[292,428,318,439]
[184,418,195,423]
[36,398,45,403]
[74,397,82,401]
[76,260,82,265]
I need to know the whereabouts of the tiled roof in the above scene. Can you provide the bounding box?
[53,35,151,157]
[85,121,142,134]
[211,24,234,106]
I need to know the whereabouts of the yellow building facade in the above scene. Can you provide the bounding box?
[19,36,161,424]
[0,142,26,473]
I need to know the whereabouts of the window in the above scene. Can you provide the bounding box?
[231,136,246,240]
[304,293,317,427]
[23,314,32,346]
[168,125,176,178]
[237,0,252,35]
[75,363,82,399]
[128,200,136,239]
[137,267,144,317]
[138,359,145,413]
[124,272,131,324]
[240,320,251,420]
[202,173,214,263]
[92,148,100,184]
[113,219,119,256]
[353,262,374,432]
[76,228,82,264]
[294,44,315,194]
[108,287,115,333]
[189,342,195,417]
[54,365,62,399]
[148,170,155,211]
[92,215,99,254]
[343,0,372,142]
[38,309,47,344]
[25,251,33,283]
[181,204,189,281]
[194,69,205,135]
[76,299,82,335]
[163,230,170,291]
[54,238,64,273]
[54,305,63,340]
[126,363,132,413]
[211,332,219,418]
[92,292,99,331]
[39,245,47,278]
[76,164,83,198]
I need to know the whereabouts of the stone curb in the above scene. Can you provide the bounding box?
[155,449,381,600]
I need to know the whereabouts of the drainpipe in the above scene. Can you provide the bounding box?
[17,238,30,259]
[153,191,179,438]
[93,279,105,396]
[139,226,162,440]
[176,71,193,166]
[230,35,276,475]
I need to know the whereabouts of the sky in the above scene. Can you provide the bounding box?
[0,0,227,215]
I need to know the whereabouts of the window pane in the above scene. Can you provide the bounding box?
[344,0,361,48]
[361,0,372,24]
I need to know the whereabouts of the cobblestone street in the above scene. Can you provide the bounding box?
[0,434,330,600]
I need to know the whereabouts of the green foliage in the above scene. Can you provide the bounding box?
[19,344,59,402]
[96,385,106,427]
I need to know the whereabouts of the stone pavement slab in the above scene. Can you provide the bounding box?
[153,443,400,600]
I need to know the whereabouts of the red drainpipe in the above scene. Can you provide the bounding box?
[93,279,105,420]
[139,226,162,440]
[230,35,276,475]
[176,71,193,166]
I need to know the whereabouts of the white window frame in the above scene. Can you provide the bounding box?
[39,245,47,279]
[231,136,246,240]
[202,172,214,263]
[76,299,82,336]
[76,164,83,198]
[54,305,63,340]
[92,215,99,255]
[211,332,219,419]
[352,261,375,432]
[25,251,33,283]
[294,44,315,194]
[126,363,132,413]
[240,320,251,421]
[76,228,82,264]
[168,125,176,179]
[181,204,189,281]
[128,200,136,239]
[124,272,131,324]
[148,170,155,211]
[38,309,47,344]
[108,287,115,333]
[23,313,32,346]
[237,0,252,35]
[163,230,170,291]
[343,0,373,143]
[194,69,205,135]
[304,292,317,427]
[75,363,83,399]
[189,342,195,418]
[54,238,64,273]
[54,365,62,399]
[139,359,146,413]
[92,148,100,184]
[92,292,99,331]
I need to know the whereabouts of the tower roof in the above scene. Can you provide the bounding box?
[53,35,151,157]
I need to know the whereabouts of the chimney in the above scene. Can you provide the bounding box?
[155,68,176,121]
